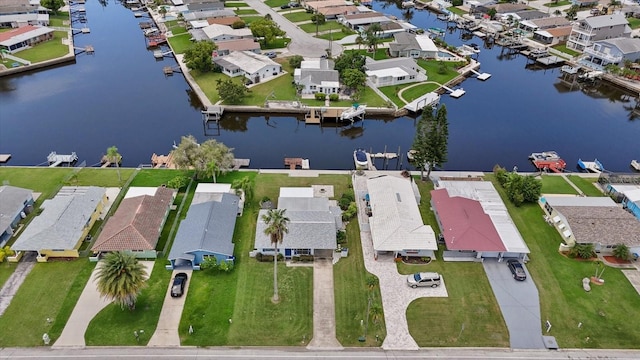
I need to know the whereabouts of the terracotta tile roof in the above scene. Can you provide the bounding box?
[92,187,175,252]
[556,205,640,247]
[0,25,37,42]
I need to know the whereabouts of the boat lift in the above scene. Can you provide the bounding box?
[441,85,466,98]
[469,68,491,81]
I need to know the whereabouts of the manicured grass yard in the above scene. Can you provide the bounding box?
[225,1,248,6]
[567,175,604,197]
[168,33,194,54]
[0,167,73,204]
[283,11,314,23]
[239,16,262,25]
[448,7,467,16]
[85,259,172,346]
[540,174,578,195]
[234,9,258,15]
[552,44,580,58]
[71,168,135,187]
[347,48,389,60]
[300,87,388,108]
[544,0,571,6]
[191,70,240,104]
[300,21,340,34]
[402,83,441,101]
[404,179,509,347]
[628,17,640,29]
[129,169,191,187]
[0,261,18,289]
[49,12,70,28]
[317,30,353,41]
[416,59,462,85]
[17,31,70,63]
[265,0,289,7]
[0,259,95,347]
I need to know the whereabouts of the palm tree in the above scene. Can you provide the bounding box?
[106,145,122,183]
[232,176,253,204]
[96,252,148,310]
[261,209,290,303]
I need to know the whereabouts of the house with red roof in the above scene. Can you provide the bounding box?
[431,180,530,262]
[0,25,54,53]
[91,186,176,259]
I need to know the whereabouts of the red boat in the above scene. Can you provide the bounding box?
[529,151,566,173]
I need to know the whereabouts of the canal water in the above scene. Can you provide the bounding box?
[0,0,638,172]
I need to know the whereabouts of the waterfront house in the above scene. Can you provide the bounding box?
[0,185,34,247]
[319,5,360,20]
[512,9,547,21]
[0,13,49,28]
[201,23,252,42]
[214,38,261,57]
[364,56,426,87]
[305,0,352,12]
[389,32,438,59]
[168,183,242,270]
[253,187,342,260]
[431,180,530,261]
[519,16,571,36]
[207,15,243,26]
[540,195,640,255]
[184,0,225,12]
[367,175,437,260]
[360,21,413,39]
[581,37,640,69]
[91,187,175,259]
[293,58,340,95]
[571,0,599,7]
[532,26,572,45]
[0,25,54,53]
[11,187,107,262]
[213,50,282,84]
[338,12,392,30]
[567,14,631,52]
[606,184,640,221]
[183,9,235,22]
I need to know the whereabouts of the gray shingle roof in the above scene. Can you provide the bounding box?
[11,187,106,252]
[0,185,33,234]
[583,14,628,28]
[169,192,239,260]
[556,205,640,247]
[597,37,640,55]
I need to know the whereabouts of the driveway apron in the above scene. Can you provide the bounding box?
[0,252,36,317]
[482,259,546,349]
[307,259,343,350]
[53,261,155,348]
[147,269,192,347]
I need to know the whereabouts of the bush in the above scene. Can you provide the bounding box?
[613,244,630,260]
[336,230,346,244]
[231,20,246,29]
[314,93,326,101]
[338,191,355,210]
[568,244,595,259]
[342,202,357,221]
[329,93,339,101]
[256,253,284,262]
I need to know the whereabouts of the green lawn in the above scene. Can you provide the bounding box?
[402,83,441,101]
[448,7,467,16]
[168,33,194,54]
[17,31,70,63]
[379,85,406,107]
[300,87,388,108]
[70,168,135,187]
[262,38,291,50]
[628,17,640,29]
[346,48,389,60]
[300,21,340,34]
[567,176,604,197]
[316,30,354,41]
[239,16,262,25]
[552,44,580,58]
[0,261,18,289]
[487,175,640,348]
[404,179,509,347]
[234,9,258,15]
[283,11,314,23]
[49,12,70,28]
[334,220,386,346]
[85,259,172,346]
[540,175,578,195]
[181,174,355,346]
[129,169,192,187]
[0,260,95,347]
[416,59,463,85]
[265,0,289,7]
[191,70,238,104]
[225,1,248,7]
[544,0,571,6]
[0,167,73,204]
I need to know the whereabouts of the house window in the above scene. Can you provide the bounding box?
[409,75,415,80]
[397,76,405,81]
[294,249,310,255]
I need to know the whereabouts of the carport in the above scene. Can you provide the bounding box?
[482,259,546,349]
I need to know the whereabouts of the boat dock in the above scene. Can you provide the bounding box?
[404,92,440,112]
[284,157,310,170]
[0,154,11,164]
[354,150,376,171]
[631,160,640,172]
[202,106,223,123]
[441,84,466,98]
[47,151,78,167]
[536,56,565,67]
[233,158,251,170]
[469,68,491,81]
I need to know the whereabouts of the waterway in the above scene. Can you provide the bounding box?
[0,0,638,172]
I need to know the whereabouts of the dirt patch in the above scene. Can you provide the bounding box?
[398,256,432,265]
[603,256,631,265]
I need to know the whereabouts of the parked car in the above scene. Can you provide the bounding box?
[264,51,277,58]
[171,272,188,297]
[407,272,441,288]
[289,2,301,7]
[507,259,526,281]
[280,4,291,9]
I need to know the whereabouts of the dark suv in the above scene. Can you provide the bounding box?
[171,272,188,297]
[507,259,526,281]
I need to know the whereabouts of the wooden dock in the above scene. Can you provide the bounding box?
[151,152,175,168]
[284,158,310,170]
[202,106,223,122]
[233,158,250,170]
[536,56,565,67]
[0,154,11,164]
[305,109,321,124]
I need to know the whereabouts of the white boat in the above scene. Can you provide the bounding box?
[354,149,368,167]
[577,158,604,173]
[402,1,415,8]
[529,151,561,161]
[341,104,366,121]
[631,160,640,171]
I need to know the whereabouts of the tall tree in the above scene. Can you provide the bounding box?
[172,135,235,179]
[184,41,217,72]
[249,18,285,47]
[96,252,148,310]
[216,78,247,104]
[365,23,383,59]
[40,0,64,14]
[232,176,253,204]
[411,104,449,180]
[261,209,290,303]
[333,52,365,76]
[106,145,122,183]
[341,68,366,94]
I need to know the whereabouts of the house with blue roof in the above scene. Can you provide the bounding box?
[168,183,241,270]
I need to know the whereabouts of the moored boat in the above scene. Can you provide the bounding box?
[631,160,640,171]
[577,158,604,173]
[529,151,566,173]
[354,149,368,167]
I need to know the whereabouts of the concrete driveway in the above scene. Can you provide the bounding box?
[147,269,192,347]
[243,0,342,58]
[482,259,546,349]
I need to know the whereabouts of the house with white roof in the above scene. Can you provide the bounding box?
[183,9,235,22]
[541,195,640,255]
[294,58,340,95]
[11,187,107,261]
[338,12,393,30]
[581,37,640,70]
[606,183,640,221]
[253,186,342,260]
[0,185,34,247]
[364,56,427,87]
[168,183,242,270]
[0,24,54,53]
[567,14,631,52]
[389,32,438,59]
[0,13,49,28]
[366,175,437,260]
[431,180,530,261]
[201,23,252,42]
[213,50,282,84]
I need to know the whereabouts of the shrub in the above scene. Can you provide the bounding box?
[167,175,189,189]
[231,20,246,29]
[288,55,304,68]
[569,244,595,259]
[299,254,314,262]
[314,93,326,101]
[342,202,358,221]
[336,230,346,244]
[329,93,339,101]
[613,244,630,260]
